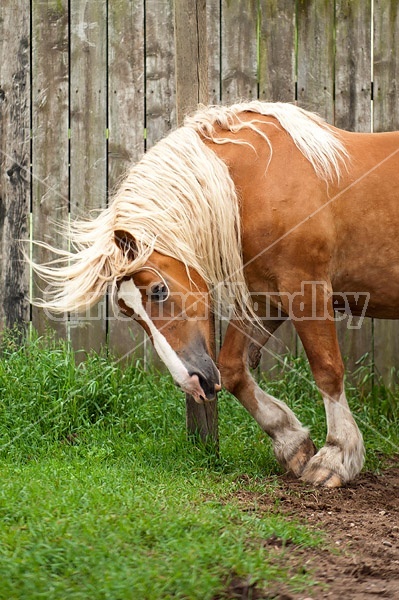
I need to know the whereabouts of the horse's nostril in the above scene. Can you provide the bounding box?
[190,372,219,400]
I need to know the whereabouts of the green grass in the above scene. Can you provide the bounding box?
[0,330,398,599]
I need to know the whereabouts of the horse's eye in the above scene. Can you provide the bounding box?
[149,282,169,302]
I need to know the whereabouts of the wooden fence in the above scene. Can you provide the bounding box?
[1,0,399,389]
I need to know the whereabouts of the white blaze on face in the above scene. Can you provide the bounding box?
[118,279,207,402]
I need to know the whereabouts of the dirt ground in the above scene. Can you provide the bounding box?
[217,458,399,600]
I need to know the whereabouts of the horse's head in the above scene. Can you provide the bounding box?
[115,231,221,403]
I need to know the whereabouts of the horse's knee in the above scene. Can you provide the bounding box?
[219,360,247,396]
[312,358,344,399]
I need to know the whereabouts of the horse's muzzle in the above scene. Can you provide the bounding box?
[188,368,221,402]
[178,338,221,402]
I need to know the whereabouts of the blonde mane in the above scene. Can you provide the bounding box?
[32,101,348,320]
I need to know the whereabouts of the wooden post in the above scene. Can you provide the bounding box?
[0,2,30,336]
[174,0,208,122]
[174,0,218,445]
[69,0,107,357]
[108,0,147,364]
[31,0,69,340]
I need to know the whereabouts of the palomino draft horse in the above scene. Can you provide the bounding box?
[33,101,399,488]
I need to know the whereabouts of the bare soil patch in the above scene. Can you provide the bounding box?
[218,459,399,599]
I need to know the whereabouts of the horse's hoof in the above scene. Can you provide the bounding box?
[284,436,317,477]
[301,462,343,488]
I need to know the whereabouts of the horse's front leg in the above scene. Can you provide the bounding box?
[290,290,364,487]
[218,320,316,477]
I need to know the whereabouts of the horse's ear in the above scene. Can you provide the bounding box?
[114,230,138,261]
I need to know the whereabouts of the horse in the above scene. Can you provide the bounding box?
[32,101,399,488]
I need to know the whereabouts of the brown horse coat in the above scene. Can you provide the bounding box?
[33,102,399,487]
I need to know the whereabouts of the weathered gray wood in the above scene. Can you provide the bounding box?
[186,395,218,445]
[373,0,399,129]
[69,0,107,355]
[335,0,372,132]
[174,0,208,124]
[221,0,258,102]
[185,312,219,445]
[297,0,335,121]
[258,0,296,102]
[258,0,297,375]
[334,0,373,384]
[206,0,221,105]
[0,2,30,334]
[107,0,146,362]
[31,0,69,339]
[146,0,176,149]
[373,0,399,386]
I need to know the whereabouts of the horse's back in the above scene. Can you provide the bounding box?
[210,118,399,316]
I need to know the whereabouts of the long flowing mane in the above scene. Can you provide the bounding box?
[32,102,348,319]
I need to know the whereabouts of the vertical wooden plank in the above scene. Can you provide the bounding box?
[206,0,221,105]
[221,0,258,102]
[334,0,373,384]
[373,0,399,386]
[0,2,30,334]
[145,0,176,149]
[258,0,297,376]
[174,0,218,444]
[31,0,69,338]
[258,0,296,102]
[107,0,146,363]
[174,0,208,123]
[69,0,107,355]
[297,0,335,121]
[373,0,399,128]
[335,0,372,132]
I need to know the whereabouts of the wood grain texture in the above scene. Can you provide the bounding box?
[258,0,296,102]
[373,0,399,386]
[335,0,372,132]
[221,0,258,102]
[334,0,373,384]
[107,0,146,362]
[373,0,399,131]
[146,0,176,149]
[297,0,335,121]
[31,0,69,338]
[69,0,107,355]
[206,0,221,105]
[0,2,30,333]
[174,0,208,124]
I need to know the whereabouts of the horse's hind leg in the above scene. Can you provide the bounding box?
[292,305,364,487]
[218,319,316,477]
